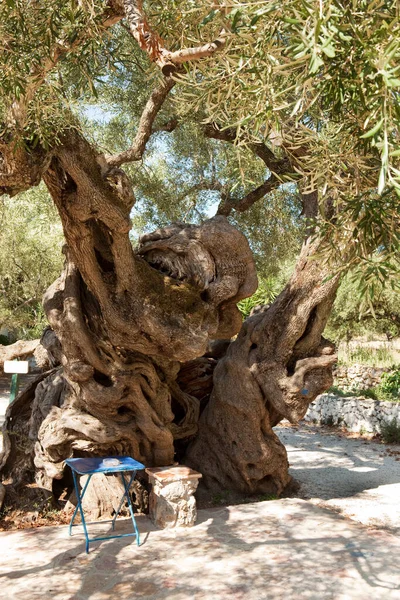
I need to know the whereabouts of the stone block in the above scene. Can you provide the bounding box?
[146,465,202,529]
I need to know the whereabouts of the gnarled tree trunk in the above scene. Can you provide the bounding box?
[1,130,263,514]
[0,0,354,521]
[187,237,339,495]
[0,119,340,516]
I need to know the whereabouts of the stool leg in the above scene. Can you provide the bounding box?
[111,472,135,531]
[69,473,92,533]
[69,471,92,553]
[120,472,140,546]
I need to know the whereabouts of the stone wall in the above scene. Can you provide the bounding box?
[305,393,400,433]
[333,364,389,390]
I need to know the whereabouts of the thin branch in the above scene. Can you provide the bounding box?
[10,2,124,128]
[122,0,226,75]
[216,176,280,217]
[153,116,179,133]
[106,77,176,166]
[176,179,223,204]
[203,123,291,174]
[202,123,292,216]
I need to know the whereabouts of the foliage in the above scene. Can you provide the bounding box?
[171,1,400,191]
[153,0,400,291]
[355,388,379,401]
[380,418,400,443]
[238,277,279,319]
[326,271,400,342]
[0,0,116,147]
[329,365,400,402]
[380,367,400,398]
[0,185,64,337]
[327,385,348,397]
[328,385,374,399]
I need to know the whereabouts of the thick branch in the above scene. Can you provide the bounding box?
[122,0,226,75]
[107,77,175,166]
[0,339,40,371]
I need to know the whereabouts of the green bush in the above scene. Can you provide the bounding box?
[380,368,400,398]
[327,386,349,397]
[356,387,379,400]
[381,418,400,443]
[328,384,400,402]
[238,278,279,319]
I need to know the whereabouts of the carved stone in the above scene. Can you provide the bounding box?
[145,465,202,529]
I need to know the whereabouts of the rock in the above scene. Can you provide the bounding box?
[304,393,400,434]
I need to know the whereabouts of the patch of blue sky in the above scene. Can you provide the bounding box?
[82,104,116,122]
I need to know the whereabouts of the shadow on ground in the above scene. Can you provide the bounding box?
[1,499,399,600]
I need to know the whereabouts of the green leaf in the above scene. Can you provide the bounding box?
[322,44,335,58]
[200,9,219,27]
[378,166,386,194]
[309,53,324,74]
[360,118,384,139]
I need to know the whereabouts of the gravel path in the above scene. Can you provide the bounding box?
[276,421,400,534]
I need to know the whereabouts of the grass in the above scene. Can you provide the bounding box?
[338,345,397,368]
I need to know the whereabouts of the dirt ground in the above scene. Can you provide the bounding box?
[276,420,400,534]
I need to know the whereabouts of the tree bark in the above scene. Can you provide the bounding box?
[186,238,339,495]
[0,339,40,370]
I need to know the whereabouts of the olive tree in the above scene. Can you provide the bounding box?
[1,1,399,512]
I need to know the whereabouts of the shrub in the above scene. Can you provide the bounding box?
[328,385,378,399]
[327,386,349,397]
[328,384,400,403]
[238,278,279,319]
[380,368,400,399]
[381,418,400,444]
[355,387,378,400]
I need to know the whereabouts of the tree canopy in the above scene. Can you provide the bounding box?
[0,184,63,337]
[1,2,399,266]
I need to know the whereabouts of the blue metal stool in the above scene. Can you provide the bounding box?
[65,456,145,553]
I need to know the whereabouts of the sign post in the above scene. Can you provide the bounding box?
[3,360,29,403]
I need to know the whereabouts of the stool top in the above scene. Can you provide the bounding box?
[65,456,145,475]
[146,465,202,483]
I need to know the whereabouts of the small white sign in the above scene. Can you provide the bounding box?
[4,360,29,374]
